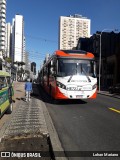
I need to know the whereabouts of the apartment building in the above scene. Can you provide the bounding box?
[5,23,11,57]
[11,14,25,63]
[0,0,6,59]
[24,51,29,71]
[22,36,26,68]
[59,14,91,50]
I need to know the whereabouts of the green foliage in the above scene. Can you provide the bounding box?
[5,57,12,63]
[14,61,25,66]
[25,70,30,74]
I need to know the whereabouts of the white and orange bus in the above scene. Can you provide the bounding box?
[39,50,97,100]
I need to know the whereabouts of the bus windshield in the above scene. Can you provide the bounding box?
[57,58,96,78]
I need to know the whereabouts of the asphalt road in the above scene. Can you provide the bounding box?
[40,87,120,160]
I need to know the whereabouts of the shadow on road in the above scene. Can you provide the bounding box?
[16,90,22,92]
[32,84,87,105]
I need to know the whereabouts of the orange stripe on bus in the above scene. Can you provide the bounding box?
[55,50,94,59]
[89,90,97,99]
[55,87,68,99]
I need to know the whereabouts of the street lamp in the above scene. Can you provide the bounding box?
[96,28,116,93]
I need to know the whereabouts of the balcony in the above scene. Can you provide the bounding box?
[0,13,6,18]
[0,36,5,41]
[0,27,5,32]
[0,22,5,27]
[0,31,5,36]
[0,43,5,49]
[0,9,6,14]
[0,0,6,4]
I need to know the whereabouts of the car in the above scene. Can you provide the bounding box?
[109,84,120,94]
[0,71,14,118]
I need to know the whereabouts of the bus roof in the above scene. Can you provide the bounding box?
[55,50,94,59]
[61,50,87,54]
[0,71,10,77]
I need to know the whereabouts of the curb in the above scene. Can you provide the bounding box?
[98,92,120,99]
[40,99,68,160]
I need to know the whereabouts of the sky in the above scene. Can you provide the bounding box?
[6,0,120,71]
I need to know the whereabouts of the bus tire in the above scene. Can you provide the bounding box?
[9,97,12,104]
[6,103,13,114]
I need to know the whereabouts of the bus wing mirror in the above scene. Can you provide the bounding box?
[51,68,56,76]
[51,59,56,68]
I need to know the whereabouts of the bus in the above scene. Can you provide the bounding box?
[39,50,97,100]
[0,71,14,118]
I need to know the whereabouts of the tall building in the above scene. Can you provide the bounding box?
[22,36,26,69]
[11,14,25,63]
[0,0,6,59]
[5,23,11,57]
[59,14,91,50]
[77,31,120,88]
[25,51,29,71]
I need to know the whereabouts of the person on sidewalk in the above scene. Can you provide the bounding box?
[25,79,32,102]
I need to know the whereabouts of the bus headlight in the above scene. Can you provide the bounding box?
[56,81,66,89]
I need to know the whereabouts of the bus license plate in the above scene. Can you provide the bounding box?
[76,95,83,98]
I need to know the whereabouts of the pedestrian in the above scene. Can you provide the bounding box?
[25,78,32,102]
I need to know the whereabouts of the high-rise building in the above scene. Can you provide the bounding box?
[0,0,6,59]
[22,36,26,69]
[59,14,91,50]
[24,51,30,71]
[5,23,11,57]
[11,14,25,63]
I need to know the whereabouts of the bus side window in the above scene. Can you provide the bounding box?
[0,77,3,89]
[50,59,56,76]
[0,77,7,88]
[48,63,51,76]
[44,66,47,76]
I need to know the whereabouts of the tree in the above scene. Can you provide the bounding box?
[25,70,30,74]
[19,62,25,66]
[17,67,24,80]
[5,57,12,63]
[14,61,25,66]
[13,61,26,80]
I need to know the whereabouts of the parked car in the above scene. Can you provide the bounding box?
[109,84,120,94]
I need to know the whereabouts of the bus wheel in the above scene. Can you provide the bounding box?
[6,103,13,114]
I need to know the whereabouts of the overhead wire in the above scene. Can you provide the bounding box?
[6,33,56,69]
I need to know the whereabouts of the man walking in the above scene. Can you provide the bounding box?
[25,79,32,102]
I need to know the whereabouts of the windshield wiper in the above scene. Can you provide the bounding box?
[67,65,91,83]
[81,65,91,82]
[68,75,73,82]
[67,69,77,82]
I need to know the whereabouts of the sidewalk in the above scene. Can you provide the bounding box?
[98,90,120,99]
[13,81,25,108]
[0,82,25,131]
[0,82,51,160]
[0,82,67,160]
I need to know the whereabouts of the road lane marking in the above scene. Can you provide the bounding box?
[109,108,120,114]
